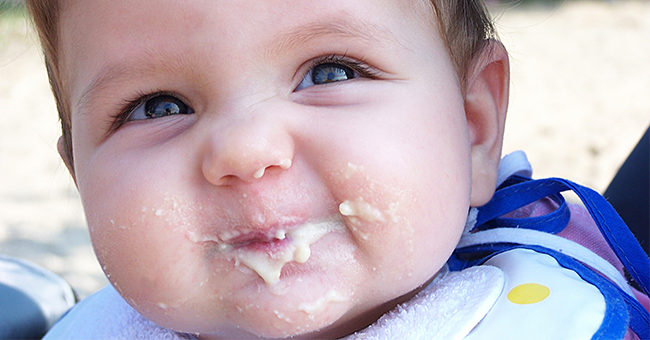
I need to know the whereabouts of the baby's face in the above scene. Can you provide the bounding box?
[60,0,477,338]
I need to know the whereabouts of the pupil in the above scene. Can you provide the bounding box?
[145,95,188,118]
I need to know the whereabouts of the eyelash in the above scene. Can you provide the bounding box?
[110,90,180,131]
[305,54,380,82]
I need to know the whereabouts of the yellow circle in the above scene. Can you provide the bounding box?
[507,283,550,305]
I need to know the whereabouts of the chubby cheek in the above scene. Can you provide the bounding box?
[86,194,205,310]
[320,131,471,298]
[333,163,467,297]
[77,160,226,330]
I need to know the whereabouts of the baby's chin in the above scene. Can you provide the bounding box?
[146,273,358,339]
[221,277,358,339]
[209,268,433,340]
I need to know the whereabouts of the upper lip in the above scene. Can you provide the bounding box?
[220,229,288,247]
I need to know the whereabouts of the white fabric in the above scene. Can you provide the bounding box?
[497,151,533,187]
[343,266,504,340]
[464,249,606,340]
[43,285,196,340]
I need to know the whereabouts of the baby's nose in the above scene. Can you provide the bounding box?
[201,116,295,186]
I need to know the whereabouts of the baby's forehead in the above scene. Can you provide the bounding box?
[59,1,443,108]
[59,0,438,52]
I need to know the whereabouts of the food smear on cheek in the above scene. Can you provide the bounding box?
[336,164,401,226]
[339,198,385,223]
[338,197,400,241]
[335,162,420,280]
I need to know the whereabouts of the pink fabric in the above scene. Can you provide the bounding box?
[504,198,649,340]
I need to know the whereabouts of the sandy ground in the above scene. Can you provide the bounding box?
[0,1,649,299]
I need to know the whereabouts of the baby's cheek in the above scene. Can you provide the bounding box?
[88,201,216,322]
[326,163,417,277]
[328,160,465,297]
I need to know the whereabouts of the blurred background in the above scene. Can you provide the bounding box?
[1,0,649,299]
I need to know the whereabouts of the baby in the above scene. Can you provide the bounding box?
[25,0,649,339]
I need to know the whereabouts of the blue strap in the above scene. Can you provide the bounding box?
[478,174,569,233]
[476,175,567,227]
[476,191,570,234]
[474,177,650,297]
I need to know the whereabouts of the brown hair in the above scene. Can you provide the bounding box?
[24,1,72,166]
[25,0,496,169]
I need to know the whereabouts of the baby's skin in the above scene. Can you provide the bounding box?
[57,0,509,338]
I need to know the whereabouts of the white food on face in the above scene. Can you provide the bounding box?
[343,162,364,180]
[338,198,385,223]
[219,230,242,242]
[298,289,349,315]
[235,222,338,285]
[275,230,287,240]
[252,159,292,180]
[253,167,266,179]
[279,158,292,169]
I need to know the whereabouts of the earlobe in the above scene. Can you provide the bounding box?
[57,136,76,184]
[465,39,510,206]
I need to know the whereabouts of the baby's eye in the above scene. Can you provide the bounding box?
[296,63,358,91]
[129,94,194,121]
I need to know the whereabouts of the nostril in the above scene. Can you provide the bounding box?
[216,174,238,186]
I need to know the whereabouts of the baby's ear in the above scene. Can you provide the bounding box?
[464,39,509,207]
[57,136,77,184]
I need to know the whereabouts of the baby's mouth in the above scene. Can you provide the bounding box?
[201,221,343,286]
[220,229,290,250]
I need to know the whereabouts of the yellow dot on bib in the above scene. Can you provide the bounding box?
[507,283,550,305]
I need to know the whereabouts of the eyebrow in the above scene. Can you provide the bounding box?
[75,63,128,116]
[75,15,399,115]
[75,49,192,116]
[267,14,398,57]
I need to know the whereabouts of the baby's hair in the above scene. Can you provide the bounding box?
[25,0,496,169]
